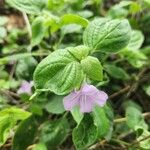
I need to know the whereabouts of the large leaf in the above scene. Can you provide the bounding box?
[73,114,97,150]
[127,30,144,50]
[45,95,65,114]
[93,106,110,138]
[40,118,69,148]
[0,107,30,146]
[6,0,47,14]
[33,45,89,95]
[81,56,103,81]
[12,115,39,150]
[83,18,131,53]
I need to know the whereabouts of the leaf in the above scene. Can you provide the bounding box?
[83,18,131,53]
[0,107,30,146]
[135,127,150,150]
[71,106,84,125]
[40,118,69,148]
[60,14,89,27]
[125,101,148,130]
[127,30,144,50]
[120,49,147,68]
[0,16,8,26]
[33,46,89,95]
[104,64,129,80]
[81,56,103,81]
[31,17,47,46]
[93,105,110,138]
[33,143,47,150]
[61,24,82,35]
[143,85,150,96]
[16,56,37,80]
[73,114,97,150]
[0,27,7,39]
[12,115,39,150]
[45,95,65,114]
[6,0,47,14]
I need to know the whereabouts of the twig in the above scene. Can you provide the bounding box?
[109,85,130,99]
[126,68,147,97]
[114,112,150,123]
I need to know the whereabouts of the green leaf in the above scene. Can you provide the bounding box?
[33,46,89,95]
[0,27,7,39]
[83,18,131,53]
[135,127,150,150]
[31,17,47,46]
[120,49,147,68]
[127,30,144,50]
[60,14,89,27]
[40,118,69,148]
[143,85,150,96]
[71,106,84,125]
[104,64,129,80]
[73,114,97,150]
[45,95,65,114]
[12,115,39,150]
[125,101,148,130]
[61,24,82,35]
[93,105,110,138]
[16,56,37,79]
[0,107,30,146]
[33,143,47,150]
[81,56,103,81]
[6,0,47,14]
[0,16,8,26]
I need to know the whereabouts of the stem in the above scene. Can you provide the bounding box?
[22,11,32,39]
[114,112,150,123]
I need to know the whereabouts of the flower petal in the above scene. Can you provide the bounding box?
[18,80,33,94]
[63,91,80,111]
[79,94,93,113]
[81,83,98,94]
[92,90,108,106]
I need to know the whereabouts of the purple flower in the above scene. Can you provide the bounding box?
[63,83,108,113]
[17,80,33,95]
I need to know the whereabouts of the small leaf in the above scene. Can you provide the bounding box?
[135,127,150,150]
[0,27,7,39]
[127,30,144,50]
[31,17,47,46]
[40,118,69,148]
[33,143,47,150]
[125,101,148,130]
[33,46,88,95]
[71,106,84,125]
[45,95,65,114]
[73,114,97,150]
[6,0,46,14]
[104,64,129,80]
[16,56,37,79]
[93,105,110,138]
[120,49,147,68]
[81,56,103,81]
[60,14,89,27]
[0,107,30,146]
[12,115,38,150]
[83,18,131,53]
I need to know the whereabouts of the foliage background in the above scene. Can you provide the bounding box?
[0,0,150,150]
